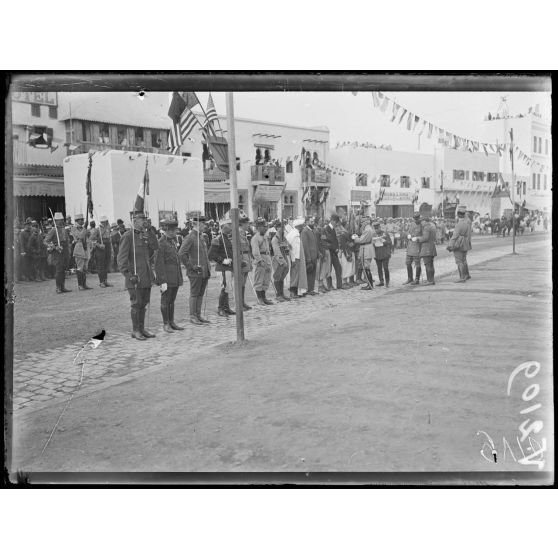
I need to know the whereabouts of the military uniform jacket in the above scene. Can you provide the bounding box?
[353,225,376,260]
[417,221,438,257]
[239,228,253,272]
[71,226,90,259]
[406,222,423,257]
[178,230,211,278]
[45,226,70,248]
[90,224,112,246]
[208,234,234,272]
[155,234,184,287]
[371,228,392,260]
[117,228,155,288]
[251,233,272,268]
[450,218,472,252]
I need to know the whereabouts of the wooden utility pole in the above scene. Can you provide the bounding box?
[226,93,245,341]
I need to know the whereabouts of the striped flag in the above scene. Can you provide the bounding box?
[133,181,145,215]
[168,92,202,155]
[205,93,218,128]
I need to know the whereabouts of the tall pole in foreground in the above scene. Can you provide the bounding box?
[226,93,245,341]
[510,128,515,254]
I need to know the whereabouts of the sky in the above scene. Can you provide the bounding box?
[193,90,551,154]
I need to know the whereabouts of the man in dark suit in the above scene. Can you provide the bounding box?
[324,213,343,290]
[155,218,184,332]
[301,216,320,295]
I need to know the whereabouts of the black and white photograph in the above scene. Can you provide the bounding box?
[4,73,553,484]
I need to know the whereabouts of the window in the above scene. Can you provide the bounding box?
[286,160,293,173]
[453,169,465,180]
[283,193,297,219]
[81,121,90,142]
[487,173,498,182]
[181,152,191,157]
[537,174,541,190]
[151,132,161,148]
[465,171,470,180]
[48,106,58,119]
[30,104,40,117]
[28,125,53,146]
[355,173,367,186]
[117,127,128,146]
[472,171,485,181]
[532,173,536,189]
[236,157,241,171]
[544,175,547,190]
[421,177,430,189]
[523,182,527,195]
[380,175,390,188]
[135,128,145,146]
[400,176,410,188]
[538,137,542,153]
[545,139,549,155]
[533,136,538,152]
[238,192,246,212]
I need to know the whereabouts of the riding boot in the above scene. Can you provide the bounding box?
[82,272,93,289]
[362,269,374,290]
[280,282,291,300]
[455,263,466,283]
[223,292,235,315]
[131,308,146,340]
[275,282,286,302]
[59,277,72,293]
[404,264,414,284]
[463,263,471,280]
[242,286,252,310]
[376,263,384,286]
[161,305,175,333]
[413,267,421,285]
[326,277,333,291]
[256,290,266,305]
[385,267,390,287]
[189,296,198,319]
[217,290,228,317]
[169,302,185,329]
[196,296,210,324]
[77,270,84,289]
[139,307,156,338]
[262,289,274,305]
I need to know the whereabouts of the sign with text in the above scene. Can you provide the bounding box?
[254,184,283,202]
[12,91,58,106]
[378,190,413,205]
[314,169,328,183]
[350,189,372,202]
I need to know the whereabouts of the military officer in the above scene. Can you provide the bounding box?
[416,215,438,286]
[155,218,185,332]
[45,212,72,293]
[178,215,212,326]
[251,217,274,305]
[90,215,113,287]
[270,220,290,302]
[71,213,93,290]
[404,212,423,285]
[238,214,253,310]
[208,217,236,317]
[117,210,156,341]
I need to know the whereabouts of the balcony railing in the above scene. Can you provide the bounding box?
[204,169,228,182]
[12,140,65,166]
[251,165,285,183]
[301,167,331,185]
[71,141,170,155]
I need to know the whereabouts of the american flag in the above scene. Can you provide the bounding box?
[205,93,218,128]
[168,92,201,155]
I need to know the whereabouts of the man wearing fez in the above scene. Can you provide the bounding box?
[178,215,211,326]
[45,212,72,294]
[238,214,253,310]
[117,210,156,341]
[301,216,320,296]
[71,213,93,290]
[208,217,236,317]
[155,218,185,332]
[89,215,113,288]
[251,217,274,305]
[404,212,423,285]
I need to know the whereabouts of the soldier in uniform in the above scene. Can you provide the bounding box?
[117,210,156,341]
[404,212,423,285]
[270,219,290,302]
[45,212,72,294]
[208,217,236,317]
[19,218,33,281]
[71,213,93,290]
[251,217,274,305]
[155,218,185,332]
[178,215,211,326]
[351,215,376,290]
[238,214,253,310]
[90,216,113,287]
[28,221,44,281]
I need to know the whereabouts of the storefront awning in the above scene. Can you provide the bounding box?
[14,177,64,197]
[204,182,231,203]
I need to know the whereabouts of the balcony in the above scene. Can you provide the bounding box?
[204,168,228,182]
[70,141,170,156]
[251,165,285,184]
[301,167,331,186]
[12,140,65,166]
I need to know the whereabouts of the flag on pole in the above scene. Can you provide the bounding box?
[133,181,145,214]
[205,93,219,128]
[143,157,149,196]
[85,153,93,224]
[168,92,202,155]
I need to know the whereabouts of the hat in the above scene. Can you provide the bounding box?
[413,212,421,218]
[31,220,38,225]
[239,215,250,224]
[293,218,305,227]
[54,212,64,220]
[74,213,84,220]
[117,219,124,225]
[99,215,108,222]
[25,217,33,224]
[160,218,178,228]
[457,205,468,214]
[255,217,267,227]
[372,220,382,227]
[111,222,117,228]
[267,227,277,234]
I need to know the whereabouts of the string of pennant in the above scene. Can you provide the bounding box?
[369,92,549,173]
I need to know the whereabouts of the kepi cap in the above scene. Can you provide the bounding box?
[54,212,64,220]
